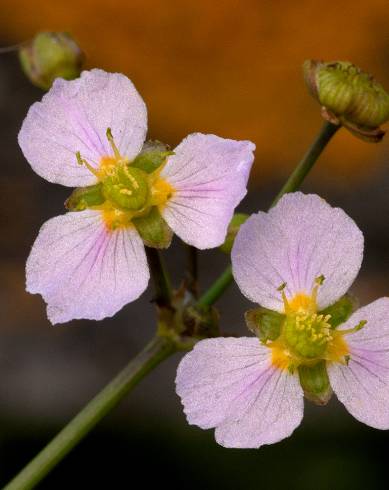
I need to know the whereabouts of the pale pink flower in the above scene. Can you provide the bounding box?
[19,69,255,324]
[176,193,389,448]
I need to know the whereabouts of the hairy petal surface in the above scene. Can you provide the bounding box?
[26,210,149,324]
[232,192,363,312]
[176,337,303,448]
[328,298,389,429]
[19,69,147,187]
[160,133,255,249]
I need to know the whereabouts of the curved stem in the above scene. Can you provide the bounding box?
[4,336,175,490]
[196,265,232,309]
[196,121,339,308]
[272,121,339,205]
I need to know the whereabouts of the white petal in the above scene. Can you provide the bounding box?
[232,192,363,312]
[328,298,389,429]
[26,210,149,324]
[176,337,303,448]
[160,133,255,249]
[19,69,147,186]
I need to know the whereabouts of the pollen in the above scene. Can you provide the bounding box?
[326,333,350,364]
[271,341,292,371]
[119,188,133,196]
[98,156,118,178]
[288,293,316,314]
[100,203,133,231]
[151,178,175,210]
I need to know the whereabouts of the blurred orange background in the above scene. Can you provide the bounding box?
[1,2,389,488]
[2,0,389,184]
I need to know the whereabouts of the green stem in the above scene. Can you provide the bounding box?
[196,121,339,308]
[146,247,173,307]
[4,336,175,490]
[272,121,339,205]
[196,265,232,308]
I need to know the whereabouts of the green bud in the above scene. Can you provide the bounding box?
[320,294,358,329]
[245,307,284,342]
[65,183,105,211]
[220,213,249,254]
[132,140,174,174]
[102,166,149,211]
[304,59,389,142]
[298,361,332,406]
[19,32,84,90]
[133,207,173,249]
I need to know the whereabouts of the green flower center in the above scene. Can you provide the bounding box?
[102,165,149,211]
[73,128,175,231]
[284,312,332,358]
[270,279,366,373]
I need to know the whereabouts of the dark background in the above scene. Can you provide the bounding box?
[1,1,389,488]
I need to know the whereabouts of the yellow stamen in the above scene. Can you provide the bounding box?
[123,165,140,190]
[106,127,122,160]
[76,151,100,178]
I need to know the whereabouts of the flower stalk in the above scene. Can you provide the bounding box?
[146,247,173,307]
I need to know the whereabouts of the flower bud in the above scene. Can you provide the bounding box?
[19,32,84,90]
[304,60,389,142]
[220,213,249,254]
[298,361,332,406]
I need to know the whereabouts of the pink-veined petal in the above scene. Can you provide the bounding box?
[160,133,255,249]
[328,298,389,429]
[19,69,147,187]
[26,210,149,324]
[232,192,363,312]
[176,337,303,448]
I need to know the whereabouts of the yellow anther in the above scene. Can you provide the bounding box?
[123,166,140,189]
[119,188,133,196]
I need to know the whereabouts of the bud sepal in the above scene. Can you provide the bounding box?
[65,183,105,211]
[298,360,333,406]
[320,294,358,329]
[133,206,173,249]
[132,140,174,174]
[245,307,284,343]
